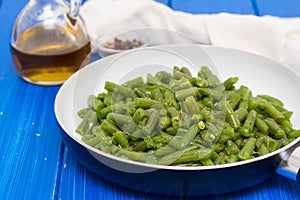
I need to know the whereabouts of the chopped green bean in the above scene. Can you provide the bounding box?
[238,138,256,161]
[77,66,300,166]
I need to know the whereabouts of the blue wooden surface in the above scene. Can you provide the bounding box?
[1,0,300,199]
[171,0,256,14]
[255,0,300,17]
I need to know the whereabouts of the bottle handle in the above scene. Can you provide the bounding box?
[66,0,82,27]
[276,141,300,182]
[69,0,82,19]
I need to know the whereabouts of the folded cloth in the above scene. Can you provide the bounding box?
[81,0,300,75]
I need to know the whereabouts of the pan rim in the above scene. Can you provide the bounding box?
[55,44,300,171]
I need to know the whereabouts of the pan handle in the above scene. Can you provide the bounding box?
[276,142,300,181]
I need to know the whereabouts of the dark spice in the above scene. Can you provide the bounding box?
[104,38,144,50]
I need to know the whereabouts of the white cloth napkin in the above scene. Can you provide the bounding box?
[80,0,300,75]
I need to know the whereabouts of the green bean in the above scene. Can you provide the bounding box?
[165,126,177,135]
[257,94,284,106]
[81,134,95,143]
[97,92,106,101]
[172,148,214,165]
[238,138,256,161]
[103,92,112,106]
[218,127,234,144]
[224,140,240,155]
[214,152,227,165]
[243,110,257,133]
[134,88,147,98]
[235,108,248,122]
[134,98,159,109]
[152,132,173,147]
[273,104,293,120]
[100,119,120,135]
[199,88,225,101]
[131,129,143,139]
[143,136,155,149]
[104,81,133,98]
[262,135,277,152]
[118,149,149,163]
[224,101,241,129]
[257,143,269,156]
[223,77,239,90]
[227,154,239,163]
[77,108,90,119]
[280,120,292,133]
[132,108,149,124]
[255,117,269,134]
[133,141,148,151]
[113,131,129,148]
[202,97,213,108]
[288,129,300,138]
[175,87,198,101]
[200,159,214,166]
[237,85,251,110]
[169,124,199,149]
[174,70,192,81]
[195,78,208,88]
[200,107,211,121]
[181,66,193,77]
[122,76,144,89]
[147,73,167,87]
[96,105,112,119]
[275,139,284,150]
[85,136,103,147]
[142,109,160,136]
[111,102,127,114]
[185,96,200,115]
[198,66,220,87]
[166,106,181,129]
[88,95,104,111]
[214,143,225,153]
[163,89,179,109]
[264,118,285,139]
[76,110,97,135]
[110,113,131,126]
[92,126,108,137]
[153,145,176,157]
[226,91,242,110]
[238,126,254,138]
[155,71,173,84]
[151,88,163,101]
[159,116,172,129]
[169,77,193,91]
[262,99,285,123]
[158,146,196,165]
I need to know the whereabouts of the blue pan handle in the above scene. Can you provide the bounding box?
[276,143,300,182]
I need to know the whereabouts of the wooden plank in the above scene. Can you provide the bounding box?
[255,0,300,17]
[0,83,63,199]
[170,0,255,14]
[0,0,64,199]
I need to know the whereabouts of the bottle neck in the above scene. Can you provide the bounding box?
[69,0,82,19]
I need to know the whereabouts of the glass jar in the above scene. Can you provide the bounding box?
[11,0,91,85]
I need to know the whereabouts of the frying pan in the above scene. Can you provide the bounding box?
[54,45,300,196]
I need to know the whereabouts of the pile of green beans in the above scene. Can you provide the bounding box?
[76,66,300,166]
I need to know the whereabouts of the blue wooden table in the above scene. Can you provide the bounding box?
[1,0,300,199]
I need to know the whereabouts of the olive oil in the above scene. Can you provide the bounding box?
[11,25,91,85]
